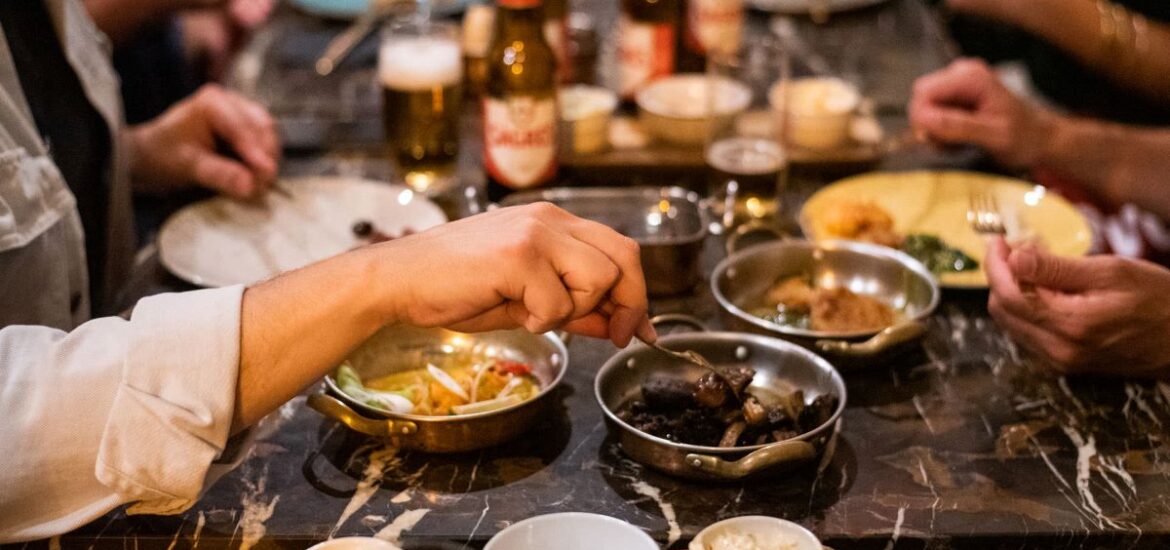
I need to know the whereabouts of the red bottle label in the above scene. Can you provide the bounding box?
[617,15,676,99]
[483,96,558,189]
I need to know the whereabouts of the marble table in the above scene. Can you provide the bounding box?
[14,0,1170,548]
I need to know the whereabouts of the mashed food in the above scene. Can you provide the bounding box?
[705,531,798,550]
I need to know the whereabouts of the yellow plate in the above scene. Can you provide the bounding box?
[800,171,1093,288]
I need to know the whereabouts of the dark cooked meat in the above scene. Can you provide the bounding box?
[619,400,726,446]
[642,376,696,409]
[694,372,730,408]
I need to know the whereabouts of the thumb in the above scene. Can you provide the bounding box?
[1008,246,1097,291]
[190,149,258,199]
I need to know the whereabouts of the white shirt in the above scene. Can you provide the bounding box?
[0,1,247,542]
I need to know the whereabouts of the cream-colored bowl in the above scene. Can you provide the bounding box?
[559,85,618,155]
[690,516,822,550]
[485,513,658,550]
[770,76,860,150]
[636,73,752,146]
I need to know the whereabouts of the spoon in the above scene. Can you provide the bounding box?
[640,338,743,403]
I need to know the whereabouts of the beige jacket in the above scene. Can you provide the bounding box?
[0,1,247,542]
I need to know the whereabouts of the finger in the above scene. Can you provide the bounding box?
[910,58,994,109]
[989,304,1083,373]
[507,262,576,334]
[563,218,651,346]
[189,148,258,199]
[911,103,1003,146]
[563,313,614,340]
[984,236,1040,321]
[198,88,279,183]
[1008,245,1106,292]
[539,230,622,320]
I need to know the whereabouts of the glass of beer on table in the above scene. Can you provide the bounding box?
[705,36,789,233]
[379,19,463,195]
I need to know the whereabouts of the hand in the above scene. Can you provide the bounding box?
[984,236,1170,377]
[909,59,1056,169]
[128,84,279,199]
[181,0,275,80]
[375,203,657,347]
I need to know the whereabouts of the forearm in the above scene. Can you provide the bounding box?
[233,245,403,433]
[1040,116,1170,219]
[1005,0,1170,101]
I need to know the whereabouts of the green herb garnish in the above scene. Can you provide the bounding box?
[901,233,979,275]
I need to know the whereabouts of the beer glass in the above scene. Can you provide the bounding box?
[379,19,464,194]
[706,35,789,232]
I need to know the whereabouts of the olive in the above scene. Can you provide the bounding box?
[352,220,374,237]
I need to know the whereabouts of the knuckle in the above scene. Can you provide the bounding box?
[620,236,642,261]
[526,201,561,219]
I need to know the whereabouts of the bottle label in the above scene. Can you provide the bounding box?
[483,96,558,189]
[617,15,676,99]
[498,0,541,8]
[686,0,743,56]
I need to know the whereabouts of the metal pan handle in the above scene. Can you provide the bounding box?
[307,393,419,438]
[815,320,926,357]
[725,222,787,256]
[684,439,817,479]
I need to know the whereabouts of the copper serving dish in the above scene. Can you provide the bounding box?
[309,325,568,453]
[713,239,939,357]
[595,322,846,481]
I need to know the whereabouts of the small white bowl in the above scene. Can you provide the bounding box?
[484,512,659,550]
[636,74,752,146]
[690,516,821,550]
[769,77,860,151]
[559,85,618,155]
[307,537,402,550]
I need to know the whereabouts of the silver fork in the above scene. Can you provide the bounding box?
[967,192,1006,235]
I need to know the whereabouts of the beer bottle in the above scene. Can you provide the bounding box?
[543,0,570,83]
[677,0,743,72]
[617,0,679,101]
[484,0,559,202]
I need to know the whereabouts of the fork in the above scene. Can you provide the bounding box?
[967,192,1006,235]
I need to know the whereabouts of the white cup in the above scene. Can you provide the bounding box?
[690,516,821,550]
[307,537,402,550]
[484,512,659,550]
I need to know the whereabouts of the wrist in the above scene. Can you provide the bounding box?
[359,243,410,328]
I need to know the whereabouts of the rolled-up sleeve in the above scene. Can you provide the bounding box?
[0,285,246,543]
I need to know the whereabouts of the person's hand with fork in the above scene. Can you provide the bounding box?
[984,236,1170,377]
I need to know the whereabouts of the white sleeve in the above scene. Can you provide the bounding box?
[0,285,246,543]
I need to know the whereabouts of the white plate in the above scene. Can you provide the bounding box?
[484,513,658,550]
[159,176,446,287]
[749,0,890,14]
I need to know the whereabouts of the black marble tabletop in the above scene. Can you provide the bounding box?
[16,1,1170,549]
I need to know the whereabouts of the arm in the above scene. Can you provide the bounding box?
[948,0,1170,102]
[910,59,1170,219]
[0,204,652,541]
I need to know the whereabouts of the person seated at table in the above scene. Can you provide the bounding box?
[940,0,1170,124]
[909,58,1170,378]
[0,0,656,543]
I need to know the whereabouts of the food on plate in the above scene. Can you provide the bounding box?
[335,356,541,416]
[819,200,978,274]
[352,219,415,245]
[701,530,800,550]
[899,233,979,275]
[820,200,901,248]
[757,275,894,333]
[616,364,838,448]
